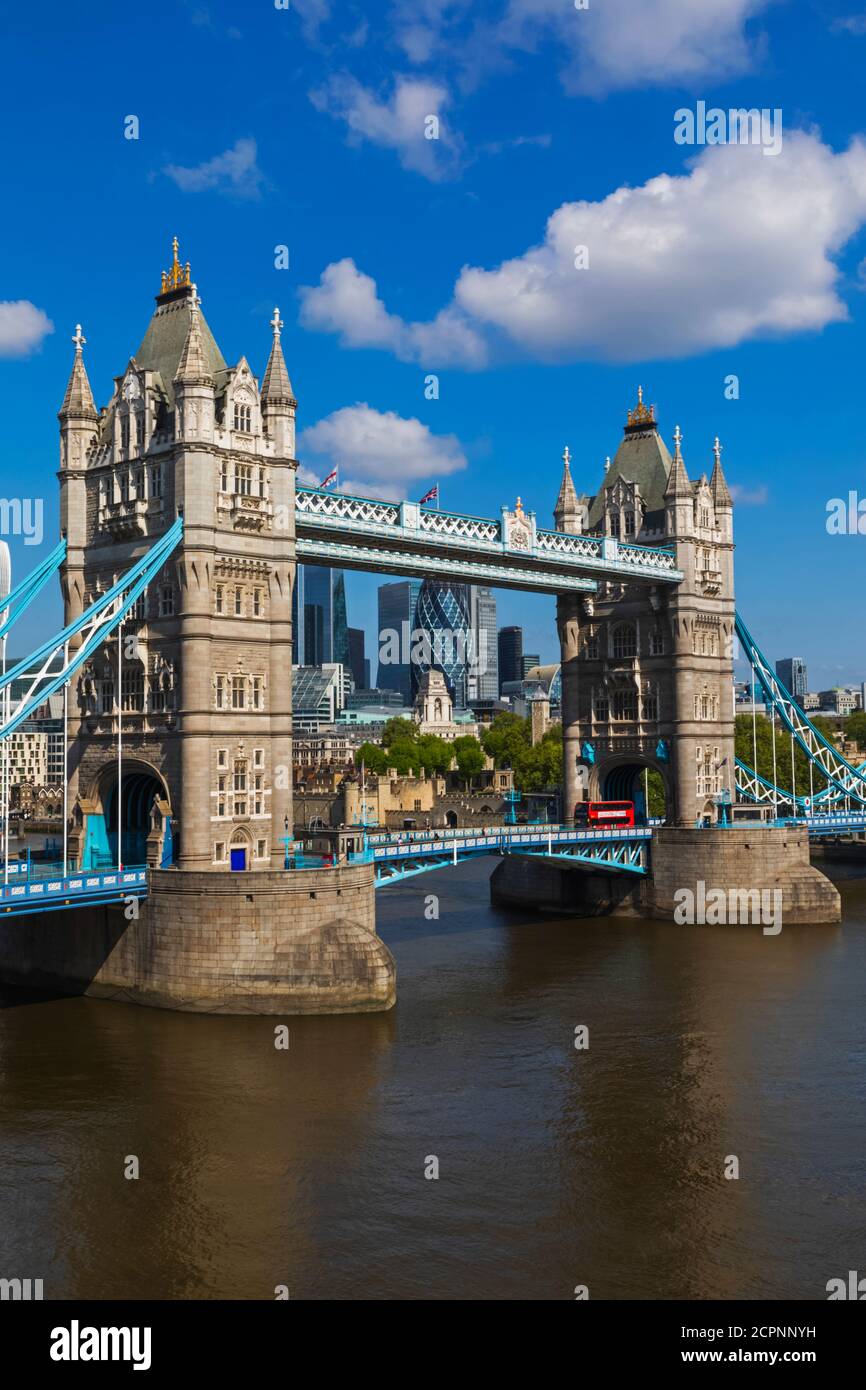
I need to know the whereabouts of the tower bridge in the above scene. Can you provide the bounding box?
[0,241,851,1013]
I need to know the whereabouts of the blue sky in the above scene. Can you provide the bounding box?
[3,0,866,687]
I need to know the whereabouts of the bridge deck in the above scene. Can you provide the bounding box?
[295,486,683,594]
[0,816,860,917]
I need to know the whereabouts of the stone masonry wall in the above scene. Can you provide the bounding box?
[490,828,841,925]
[645,827,840,924]
[0,863,395,1015]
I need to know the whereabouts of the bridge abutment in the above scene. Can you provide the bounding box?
[0,864,395,1014]
[646,827,840,924]
[490,828,841,925]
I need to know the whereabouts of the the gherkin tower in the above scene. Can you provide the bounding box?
[414,580,471,708]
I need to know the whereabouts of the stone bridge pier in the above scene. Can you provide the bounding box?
[490,827,840,924]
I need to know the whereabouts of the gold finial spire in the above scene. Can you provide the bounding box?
[515,496,524,516]
[160,235,192,295]
[626,384,655,429]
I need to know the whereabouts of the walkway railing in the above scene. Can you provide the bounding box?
[0,866,148,916]
[295,485,681,588]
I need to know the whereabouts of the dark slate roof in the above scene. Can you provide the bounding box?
[133,287,227,404]
[586,423,673,529]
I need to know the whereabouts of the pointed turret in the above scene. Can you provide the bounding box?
[710,436,733,509]
[174,285,213,385]
[58,326,95,627]
[261,308,296,458]
[261,307,295,404]
[664,425,691,498]
[554,444,579,529]
[173,284,215,444]
[59,325,98,421]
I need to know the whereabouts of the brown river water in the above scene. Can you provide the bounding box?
[1,857,864,1300]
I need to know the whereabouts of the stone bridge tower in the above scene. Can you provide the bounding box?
[58,240,296,871]
[556,391,736,826]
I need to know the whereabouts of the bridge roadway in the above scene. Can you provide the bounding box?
[1,814,864,917]
[294,486,683,594]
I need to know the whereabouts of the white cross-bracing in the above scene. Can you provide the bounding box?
[0,518,183,740]
[734,611,866,809]
[0,539,66,640]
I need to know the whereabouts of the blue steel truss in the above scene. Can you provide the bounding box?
[734,611,866,809]
[0,518,183,739]
[0,538,66,640]
[295,486,682,594]
[368,825,652,886]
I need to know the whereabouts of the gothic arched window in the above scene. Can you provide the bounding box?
[234,403,252,433]
[612,623,637,659]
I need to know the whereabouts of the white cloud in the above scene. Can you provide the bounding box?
[310,74,461,179]
[498,0,773,96]
[163,138,265,199]
[300,132,866,366]
[388,0,773,96]
[729,483,769,505]
[299,258,487,365]
[391,0,472,65]
[0,301,54,358]
[298,403,468,497]
[832,14,866,35]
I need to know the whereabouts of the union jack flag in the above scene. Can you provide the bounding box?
[320,466,338,489]
[419,483,439,505]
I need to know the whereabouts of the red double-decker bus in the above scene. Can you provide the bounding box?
[574,800,635,828]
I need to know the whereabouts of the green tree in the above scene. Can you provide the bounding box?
[455,741,485,787]
[645,768,666,817]
[481,712,530,769]
[387,739,423,776]
[416,734,454,777]
[844,710,866,751]
[381,717,418,749]
[355,742,387,775]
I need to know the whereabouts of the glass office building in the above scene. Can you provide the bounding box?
[292,566,350,670]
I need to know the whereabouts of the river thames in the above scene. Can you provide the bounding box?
[1,857,864,1300]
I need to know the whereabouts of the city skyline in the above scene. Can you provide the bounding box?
[2,2,866,1323]
[3,3,866,688]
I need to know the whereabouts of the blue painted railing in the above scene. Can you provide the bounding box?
[0,866,148,917]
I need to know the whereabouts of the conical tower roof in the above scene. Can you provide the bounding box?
[59,325,97,419]
[664,425,691,498]
[174,287,213,385]
[261,308,296,403]
[553,445,579,523]
[710,437,733,508]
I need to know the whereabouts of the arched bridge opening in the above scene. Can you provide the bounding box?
[83,762,172,869]
[598,760,669,824]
